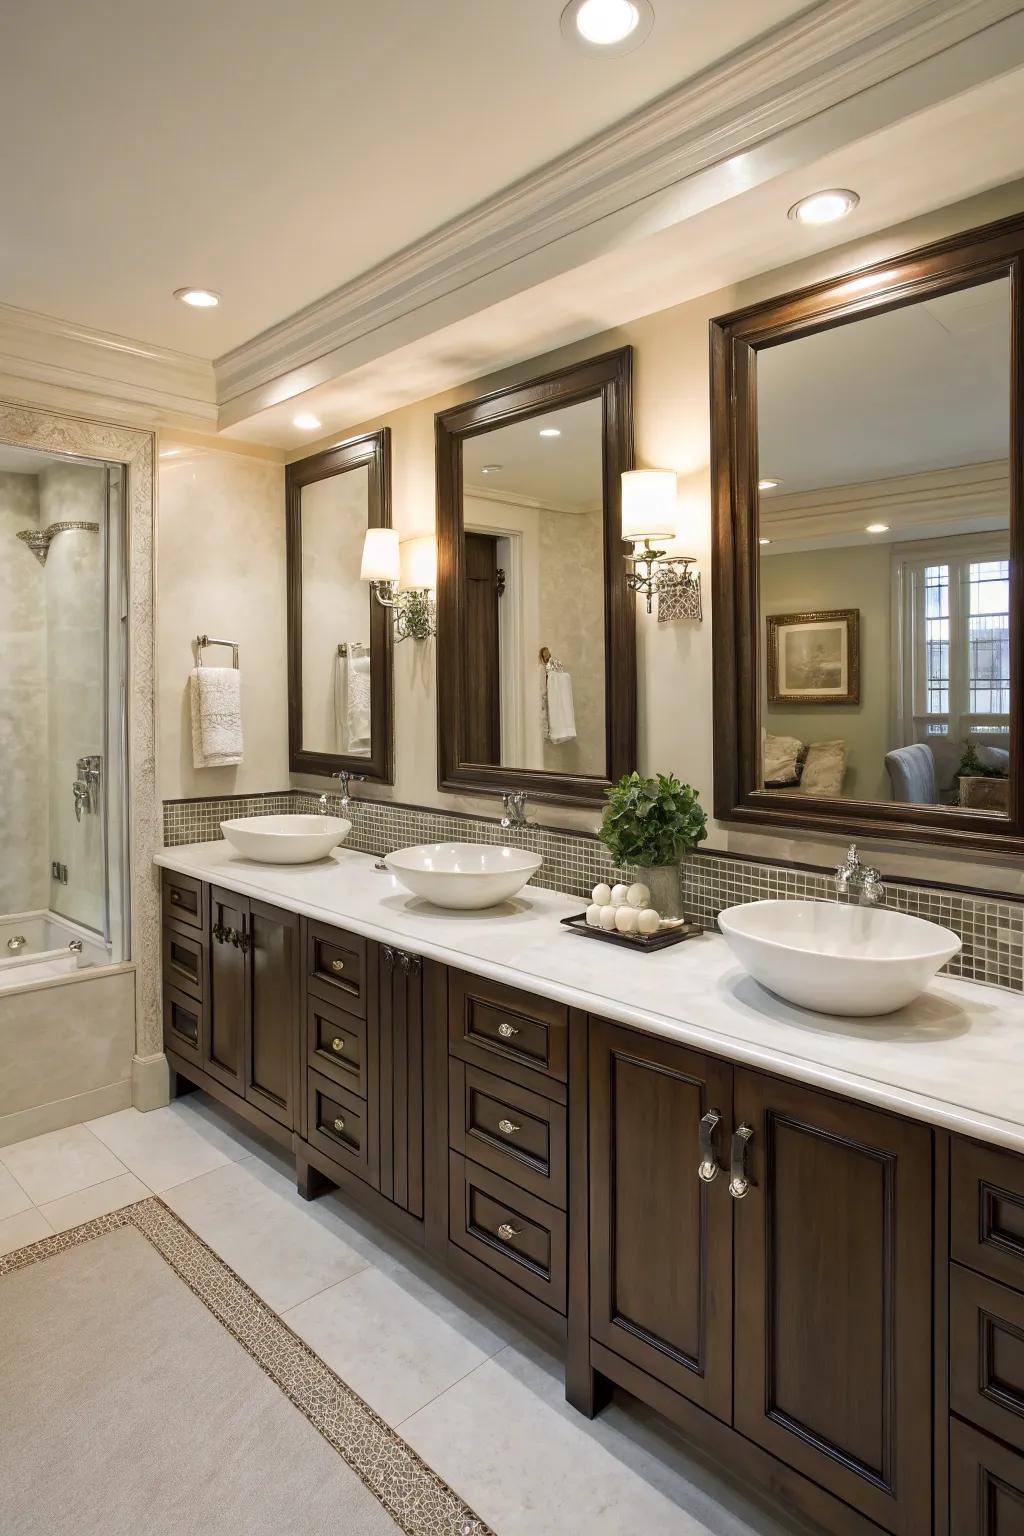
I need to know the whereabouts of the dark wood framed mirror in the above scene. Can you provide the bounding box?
[287,428,393,782]
[712,213,1024,855]
[435,348,636,806]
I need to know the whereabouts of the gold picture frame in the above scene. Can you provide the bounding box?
[766,608,860,705]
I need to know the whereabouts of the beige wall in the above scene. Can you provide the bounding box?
[761,544,892,803]
[154,183,1024,893]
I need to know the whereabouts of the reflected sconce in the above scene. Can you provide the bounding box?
[360,528,437,641]
[621,470,702,620]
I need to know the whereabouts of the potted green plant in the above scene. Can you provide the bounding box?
[598,772,708,920]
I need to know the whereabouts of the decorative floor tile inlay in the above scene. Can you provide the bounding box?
[0,1198,491,1536]
[162,790,1024,993]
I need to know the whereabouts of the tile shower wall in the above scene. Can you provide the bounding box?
[163,791,1024,993]
[0,471,48,913]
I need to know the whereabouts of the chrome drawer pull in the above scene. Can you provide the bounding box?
[698,1109,721,1183]
[497,1119,521,1137]
[729,1124,754,1199]
[331,958,346,973]
[333,1116,346,1134]
[497,1022,519,1039]
[330,1037,345,1053]
[170,890,181,904]
[497,1221,521,1242]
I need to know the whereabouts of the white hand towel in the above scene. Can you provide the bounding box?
[545,668,577,745]
[190,666,243,768]
[335,645,371,753]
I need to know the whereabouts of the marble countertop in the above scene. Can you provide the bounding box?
[156,840,1024,1153]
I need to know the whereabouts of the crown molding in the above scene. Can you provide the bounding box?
[761,459,1009,541]
[214,0,1024,424]
[0,301,217,431]
[466,484,602,516]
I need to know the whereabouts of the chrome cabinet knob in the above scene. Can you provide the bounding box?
[330,1037,345,1053]
[333,1117,345,1134]
[331,958,346,973]
[729,1124,754,1199]
[497,1119,521,1137]
[698,1109,721,1183]
[497,1022,519,1040]
[497,1222,520,1242]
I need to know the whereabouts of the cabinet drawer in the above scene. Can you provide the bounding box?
[448,971,567,1094]
[449,1060,566,1208]
[952,1263,1024,1454]
[161,924,206,1003]
[161,869,206,932]
[306,1070,374,1185]
[308,995,367,1098]
[307,920,366,1017]
[163,985,204,1068]
[953,1137,1024,1292]
[449,1151,566,1314]
[951,1417,1024,1535]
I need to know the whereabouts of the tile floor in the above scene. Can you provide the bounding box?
[0,1094,812,1536]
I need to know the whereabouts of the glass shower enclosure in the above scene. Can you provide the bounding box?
[0,442,128,985]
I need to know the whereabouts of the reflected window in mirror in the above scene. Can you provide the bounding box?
[287,430,393,782]
[436,349,636,806]
[711,214,1024,854]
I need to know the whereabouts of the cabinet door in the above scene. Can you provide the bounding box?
[245,900,300,1129]
[952,1418,1024,1535]
[588,1019,733,1421]
[379,947,424,1218]
[732,1069,932,1536]
[206,886,247,1093]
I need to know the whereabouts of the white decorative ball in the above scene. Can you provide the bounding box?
[585,904,603,927]
[592,883,612,907]
[610,883,629,908]
[599,905,618,931]
[615,906,639,935]
[626,882,650,909]
[637,908,661,935]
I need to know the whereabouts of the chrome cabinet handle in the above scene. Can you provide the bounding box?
[331,958,346,973]
[698,1109,722,1183]
[497,1118,521,1137]
[497,1222,520,1242]
[729,1124,754,1199]
[330,1037,345,1053]
[333,1117,346,1134]
[497,1022,519,1040]
[381,945,395,969]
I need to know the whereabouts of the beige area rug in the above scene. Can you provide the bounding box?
[0,1198,490,1536]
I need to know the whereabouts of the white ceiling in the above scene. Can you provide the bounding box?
[0,0,810,358]
[463,397,603,510]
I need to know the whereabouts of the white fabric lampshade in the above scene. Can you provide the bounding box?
[621,469,677,541]
[399,534,438,592]
[360,526,400,583]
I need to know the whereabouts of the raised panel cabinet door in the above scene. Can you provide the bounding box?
[952,1418,1024,1536]
[206,886,248,1093]
[732,1069,933,1536]
[245,900,301,1129]
[588,1019,734,1422]
[379,947,425,1219]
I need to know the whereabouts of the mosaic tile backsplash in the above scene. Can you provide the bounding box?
[162,790,1024,993]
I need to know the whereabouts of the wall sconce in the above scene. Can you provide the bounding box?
[621,469,702,620]
[360,528,437,641]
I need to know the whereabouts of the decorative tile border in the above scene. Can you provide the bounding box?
[162,791,1024,993]
[1,1197,490,1536]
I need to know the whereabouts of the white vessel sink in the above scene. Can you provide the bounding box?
[717,899,961,1016]
[385,842,542,910]
[220,814,352,865]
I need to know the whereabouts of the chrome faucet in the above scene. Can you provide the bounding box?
[319,771,362,815]
[835,844,885,906]
[500,792,530,831]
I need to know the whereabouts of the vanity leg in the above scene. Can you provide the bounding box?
[296,1153,333,1202]
[566,1359,613,1419]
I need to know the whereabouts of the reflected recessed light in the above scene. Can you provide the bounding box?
[758,477,782,491]
[759,537,772,546]
[561,0,654,53]
[788,190,860,226]
[173,287,220,308]
[481,464,503,474]
[539,428,562,438]
[293,412,322,431]
[866,523,890,534]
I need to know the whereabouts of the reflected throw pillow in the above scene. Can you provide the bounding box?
[763,732,805,787]
[800,740,847,796]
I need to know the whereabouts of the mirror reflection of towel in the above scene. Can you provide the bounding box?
[545,668,576,745]
[335,645,371,752]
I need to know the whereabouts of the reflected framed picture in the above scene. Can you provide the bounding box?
[766,608,860,705]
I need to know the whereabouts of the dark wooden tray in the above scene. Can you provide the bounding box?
[560,912,703,951]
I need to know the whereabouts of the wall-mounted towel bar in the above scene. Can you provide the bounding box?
[195,634,240,668]
[338,642,369,658]
[539,646,565,671]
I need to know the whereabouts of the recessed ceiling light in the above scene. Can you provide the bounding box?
[788,190,860,226]
[293,412,322,431]
[173,287,220,308]
[866,523,890,534]
[560,0,654,54]
[758,477,782,491]
[758,537,772,546]
[539,428,562,438]
[481,464,503,474]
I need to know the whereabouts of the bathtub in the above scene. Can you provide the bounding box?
[0,910,110,991]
